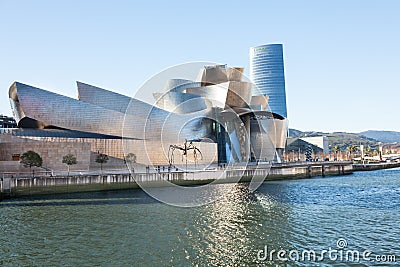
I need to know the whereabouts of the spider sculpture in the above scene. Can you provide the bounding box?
[168,140,203,167]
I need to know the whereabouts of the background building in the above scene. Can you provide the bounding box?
[300,136,329,155]
[0,115,16,129]
[250,44,288,162]
[250,44,287,118]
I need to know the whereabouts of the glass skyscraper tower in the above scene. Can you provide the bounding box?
[250,44,287,118]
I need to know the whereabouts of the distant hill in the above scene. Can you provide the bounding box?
[288,128,303,137]
[326,132,378,148]
[288,128,380,150]
[359,130,400,143]
[288,128,400,152]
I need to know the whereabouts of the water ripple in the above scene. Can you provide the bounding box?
[1,170,399,266]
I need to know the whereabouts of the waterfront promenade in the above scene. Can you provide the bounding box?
[1,161,353,199]
[353,161,400,171]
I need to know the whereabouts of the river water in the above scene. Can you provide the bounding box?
[1,169,399,266]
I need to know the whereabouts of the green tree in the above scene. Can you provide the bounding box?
[62,154,77,176]
[125,153,137,173]
[125,153,137,163]
[20,150,43,177]
[95,153,109,173]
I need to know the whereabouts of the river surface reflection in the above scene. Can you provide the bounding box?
[1,169,399,266]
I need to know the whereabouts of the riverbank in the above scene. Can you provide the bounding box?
[1,162,353,200]
[353,161,400,171]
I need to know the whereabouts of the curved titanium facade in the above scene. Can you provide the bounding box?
[9,82,212,142]
[9,82,127,136]
[154,79,206,113]
[153,91,207,113]
[162,79,201,94]
[250,44,287,118]
[8,64,287,165]
[76,82,213,141]
[77,82,131,113]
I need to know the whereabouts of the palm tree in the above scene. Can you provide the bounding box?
[332,145,341,160]
[364,146,372,156]
[347,145,358,160]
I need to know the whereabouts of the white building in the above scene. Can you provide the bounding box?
[300,136,329,155]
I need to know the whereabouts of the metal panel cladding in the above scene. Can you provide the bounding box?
[9,82,126,137]
[250,44,287,118]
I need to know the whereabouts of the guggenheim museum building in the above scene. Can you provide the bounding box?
[1,45,288,172]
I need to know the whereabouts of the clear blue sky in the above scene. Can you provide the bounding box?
[1,0,399,132]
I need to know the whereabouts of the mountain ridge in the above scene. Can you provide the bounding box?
[288,129,400,150]
[359,130,400,143]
